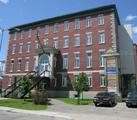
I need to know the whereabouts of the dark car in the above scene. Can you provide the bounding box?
[126,92,137,107]
[93,92,117,107]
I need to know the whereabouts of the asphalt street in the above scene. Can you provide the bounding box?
[0,110,68,120]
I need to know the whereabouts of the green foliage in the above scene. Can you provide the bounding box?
[56,98,93,105]
[0,99,47,110]
[72,72,89,104]
[19,75,32,97]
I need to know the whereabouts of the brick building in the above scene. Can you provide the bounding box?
[2,5,136,97]
[133,44,137,82]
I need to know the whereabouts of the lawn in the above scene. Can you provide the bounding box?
[56,98,93,105]
[0,99,47,110]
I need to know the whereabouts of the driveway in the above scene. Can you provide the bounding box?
[47,99,137,120]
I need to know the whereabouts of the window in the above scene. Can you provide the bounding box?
[13,32,17,40]
[25,59,30,71]
[45,25,49,34]
[63,53,68,69]
[63,36,69,48]
[99,49,105,67]
[99,32,105,43]
[86,51,92,68]
[53,38,58,48]
[8,77,12,86]
[86,17,92,27]
[10,60,14,72]
[26,43,31,53]
[21,31,24,40]
[74,35,80,46]
[100,74,106,87]
[35,42,39,49]
[44,39,49,46]
[64,21,69,31]
[74,52,80,68]
[75,19,80,29]
[19,44,23,53]
[98,14,104,25]
[87,74,92,86]
[86,32,92,45]
[17,59,22,71]
[33,57,37,71]
[36,27,40,36]
[12,45,16,54]
[54,23,59,33]
[62,74,67,87]
[28,29,32,38]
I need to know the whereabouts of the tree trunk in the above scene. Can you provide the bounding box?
[82,92,83,100]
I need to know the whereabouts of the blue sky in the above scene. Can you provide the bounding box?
[0,0,137,60]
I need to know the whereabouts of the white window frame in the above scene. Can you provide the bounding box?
[36,27,40,36]
[63,53,68,69]
[75,19,80,29]
[44,39,49,46]
[98,14,104,25]
[12,44,16,54]
[54,23,59,33]
[26,43,31,53]
[45,25,49,34]
[62,74,67,87]
[19,43,23,53]
[100,74,106,87]
[20,30,24,40]
[28,29,32,38]
[63,36,69,48]
[53,37,58,48]
[86,32,92,45]
[13,32,17,40]
[64,21,69,31]
[74,52,80,68]
[10,59,14,72]
[8,77,12,86]
[74,34,80,47]
[25,58,30,71]
[17,59,22,71]
[86,51,92,68]
[86,16,92,28]
[87,74,93,87]
[99,49,105,67]
[99,31,105,44]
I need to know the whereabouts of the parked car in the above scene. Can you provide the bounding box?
[93,92,117,107]
[126,92,137,107]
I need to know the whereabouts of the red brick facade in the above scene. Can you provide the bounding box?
[2,5,120,92]
[133,44,137,81]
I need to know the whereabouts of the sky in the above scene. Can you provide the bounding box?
[0,0,137,60]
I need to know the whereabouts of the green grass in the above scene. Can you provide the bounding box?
[56,98,93,105]
[0,99,47,110]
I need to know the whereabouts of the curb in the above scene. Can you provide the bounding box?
[0,107,73,120]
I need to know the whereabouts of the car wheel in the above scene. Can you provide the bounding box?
[126,103,131,108]
[94,103,98,107]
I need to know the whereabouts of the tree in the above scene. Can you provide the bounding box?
[19,75,32,99]
[73,72,89,104]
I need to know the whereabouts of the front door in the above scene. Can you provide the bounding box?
[39,54,50,77]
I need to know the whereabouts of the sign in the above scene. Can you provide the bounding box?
[107,67,117,74]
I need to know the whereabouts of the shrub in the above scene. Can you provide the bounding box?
[31,90,48,105]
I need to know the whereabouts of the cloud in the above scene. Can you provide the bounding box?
[133,26,137,34]
[126,15,137,21]
[0,0,9,4]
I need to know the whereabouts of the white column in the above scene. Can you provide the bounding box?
[49,52,54,79]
